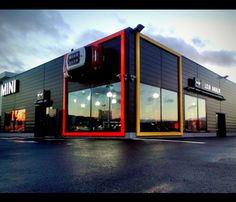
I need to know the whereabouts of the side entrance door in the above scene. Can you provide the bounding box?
[216,113,226,137]
[35,106,47,137]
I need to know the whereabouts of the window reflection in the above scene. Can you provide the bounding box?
[161,89,178,131]
[184,95,198,132]
[91,83,121,131]
[140,84,161,132]
[140,83,179,132]
[184,95,206,132]
[68,89,91,131]
[67,82,120,132]
[198,98,206,131]
[4,109,26,132]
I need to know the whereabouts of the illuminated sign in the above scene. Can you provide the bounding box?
[37,90,44,100]
[1,80,19,97]
[67,47,86,71]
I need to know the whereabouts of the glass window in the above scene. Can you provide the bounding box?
[198,98,206,131]
[91,83,121,131]
[4,109,26,132]
[161,89,178,131]
[68,89,91,131]
[67,82,121,132]
[140,83,161,132]
[184,95,207,132]
[184,95,198,132]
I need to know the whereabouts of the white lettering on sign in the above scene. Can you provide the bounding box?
[204,83,211,91]
[212,86,221,94]
[1,80,18,96]
[193,78,221,95]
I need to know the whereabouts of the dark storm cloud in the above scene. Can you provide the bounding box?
[0,10,71,73]
[145,32,236,68]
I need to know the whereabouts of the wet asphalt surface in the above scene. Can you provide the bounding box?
[1,136,236,193]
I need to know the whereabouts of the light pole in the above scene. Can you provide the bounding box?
[106,91,112,129]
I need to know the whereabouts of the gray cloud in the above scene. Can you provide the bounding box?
[75,29,107,47]
[201,50,236,67]
[192,37,206,48]
[0,10,71,73]
[0,10,70,39]
[145,32,236,68]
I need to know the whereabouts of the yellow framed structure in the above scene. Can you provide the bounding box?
[136,33,183,136]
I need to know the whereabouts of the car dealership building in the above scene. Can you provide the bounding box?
[0,25,236,138]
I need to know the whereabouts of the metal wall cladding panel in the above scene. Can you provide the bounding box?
[182,56,236,133]
[102,36,121,53]
[182,57,198,88]
[1,56,65,133]
[44,56,64,110]
[162,60,178,91]
[140,38,179,92]
[220,79,236,132]
[162,50,178,63]
[44,56,64,135]
[206,97,220,132]
[1,65,45,130]
[140,39,161,87]
[198,64,220,88]
[125,29,136,132]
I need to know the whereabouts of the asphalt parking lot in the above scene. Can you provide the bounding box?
[0,135,236,193]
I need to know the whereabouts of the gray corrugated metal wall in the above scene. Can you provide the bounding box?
[1,56,64,133]
[182,56,236,132]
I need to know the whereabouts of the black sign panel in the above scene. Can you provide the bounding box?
[192,77,221,95]
[187,77,225,100]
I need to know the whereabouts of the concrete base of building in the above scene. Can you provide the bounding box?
[0,132,236,139]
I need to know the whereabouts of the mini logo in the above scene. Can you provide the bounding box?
[195,79,201,87]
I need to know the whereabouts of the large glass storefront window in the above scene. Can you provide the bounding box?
[67,82,120,132]
[198,98,207,131]
[68,89,91,131]
[140,84,160,131]
[184,95,206,132]
[4,109,26,132]
[184,95,198,132]
[91,83,121,131]
[161,89,178,131]
[140,83,179,132]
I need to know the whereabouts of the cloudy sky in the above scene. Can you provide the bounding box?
[0,10,236,82]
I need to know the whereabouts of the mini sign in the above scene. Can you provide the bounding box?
[1,80,19,97]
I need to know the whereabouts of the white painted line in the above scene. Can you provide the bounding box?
[0,137,17,140]
[136,138,206,144]
[13,140,38,144]
[44,139,64,141]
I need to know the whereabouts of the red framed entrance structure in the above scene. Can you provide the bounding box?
[62,30,125,137]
